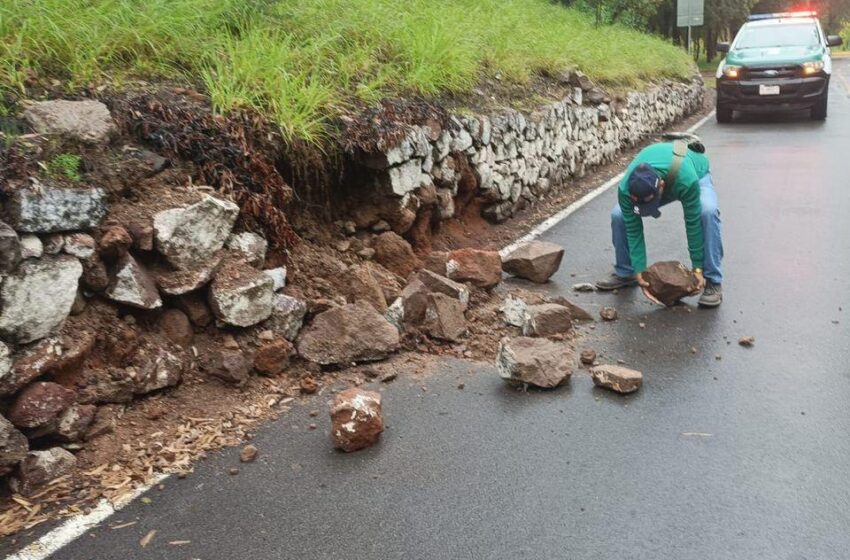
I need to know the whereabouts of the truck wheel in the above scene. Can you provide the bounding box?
[811,93,828,121]
[716,104,733,123]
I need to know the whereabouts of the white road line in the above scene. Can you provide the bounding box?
[6,108,717,560]
[500,110,716,257]
[5,474,168,560]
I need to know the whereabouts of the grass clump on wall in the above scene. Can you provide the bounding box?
[0,0,695,144]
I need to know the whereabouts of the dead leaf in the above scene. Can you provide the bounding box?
[139,529,156,548]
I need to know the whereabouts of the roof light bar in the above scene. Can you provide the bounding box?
[747,11,817,21]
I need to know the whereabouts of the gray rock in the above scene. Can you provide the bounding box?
[522,304,573,337]
[496,337,574,389]
[384,297,405,332]
[380,159,431,197]
[500,294,529,327]
[590,364,643,394]
[151,255,222,296]
[10,447,77,495]
[263,267,287,291]
[422,293,467,342]
[53,403,96,442]
[23,99,117,143]
[62,232,96,258]
[19,234,43,259]
[0,414,28,476]
[153,195,239,270]
[5,180,108,233]
[105,254,162,309]
[0,341,10,382]
[42,233,65,254]
[502,240,565,283]
[226,232,267,268]
[208,263,274,327]
[0,221,21,273]
[264,294,307,341]
[297,302,400,366]
[0,256,83,343]
[130,349,184,394]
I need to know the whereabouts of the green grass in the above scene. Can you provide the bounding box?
[0,0,695,145]
[43,153,82,181]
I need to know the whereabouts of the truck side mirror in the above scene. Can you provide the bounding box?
[717,42,731,53]
[827,35,843,47]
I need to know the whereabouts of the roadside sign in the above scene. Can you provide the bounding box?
[677,0,704,27]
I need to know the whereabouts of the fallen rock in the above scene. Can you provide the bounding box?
[580,349,597,365]
[345,263,388,313]
[423,251,449,276]
[98,226,133,260]
[54,403,96,442]
[739,336,755,348]
[10,447,77,495]
[384,297,405,332]
[7,382,77,429]
[643,261,699,306]
[157,309,194,347]
[365,262,405,305]
[416,269,470,306]
[572,283,595,292]
[0,414,28,476]
[496,337,574,389]
[153,195,239,270]
[422,293,467,341]
[501,294,530,327]
[0,342,10,382]
[80,253,110,292]
[85,404,123,440]
[0,256,83,344]
[551,297,595,322]
[253,338,293,376]
[502,241,565,283]
[105,254,162,309]
[127,222,154,251]
[5,181,108,233]
[373,232,420,278]
[330,388,384,452]
[42,233,65,254]
[202,348,249,386]
[174,292,214,327]
[240,444,258,463]
[590,364,643,394]
[76,368,135,404]
[152,257,221,296]
[600,306,618,321]
[264,294,307,341]
[263,267,287,292]
[63,233,96,258]
[297,302,400,365]
[0,338,61,396]
[130,349,184,394]
[23,99,117,143]
[226,232,267,268]
[446,248,502,289]
[522,304,573,337]
[208,262,274,327]
[300,376,319,394]
[19,234,43,259]
[0,221,21,273]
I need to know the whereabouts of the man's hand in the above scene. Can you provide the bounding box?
[692,269,706,295]
[636,272,663,305]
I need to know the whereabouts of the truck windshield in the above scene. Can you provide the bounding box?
[735,23,820,49]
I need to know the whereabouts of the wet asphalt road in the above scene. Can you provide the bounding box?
[21,60,850,559]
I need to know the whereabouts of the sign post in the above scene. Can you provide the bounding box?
[677,0,705,55]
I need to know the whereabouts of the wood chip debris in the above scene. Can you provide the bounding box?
[140,529,157,548]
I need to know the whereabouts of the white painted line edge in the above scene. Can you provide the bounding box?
[500,109,716,257]
[5,473,168,560]
[5,108,717,560]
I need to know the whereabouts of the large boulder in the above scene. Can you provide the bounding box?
[208,262,274,327]
[330,388,384,452]
[496,337,574,389]
[7,381,77,429]
[502,241,565,283]
[10,447,77,496]
[23,99,117,143]
[447,248,502,289]
[422,293,467,342]
[373,232,421,278]
[153,195,239,270]
[0,414,28,476]
[590,364,643,394]
[4,181,107,233]
[0,220,21,273]
[522,304,573,337]
[643,261,699,306]
[297,302,400,366]
[0,256,82,344]
[105,254,163,309]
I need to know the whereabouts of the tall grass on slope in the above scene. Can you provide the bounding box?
[0,0,695,144]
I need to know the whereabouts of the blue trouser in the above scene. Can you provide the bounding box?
[611,173,724,285]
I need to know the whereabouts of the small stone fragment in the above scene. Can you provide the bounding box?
[330,388,384,452]
[239,444,258,463]
[739,336,755,348]
[174,292,214,327]
[263,267,287,291]
[572,283,595,292]
[264,294,308,341]
[580,349,597,365]
[600,307,618,321]
[202,348,249,386]
[63,233,96,258]
[0,221,22,273]
[153,195,239,270]
[300,376,319,394]
[372,232,421,278]
[19,235,43,259]
[98,226,133,260]
[380,372,398,383]
[253,338,293,376]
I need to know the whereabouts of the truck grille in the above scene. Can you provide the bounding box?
[743,66,800,79]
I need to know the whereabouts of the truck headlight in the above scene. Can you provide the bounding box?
[802,60,825,75]
[722,65,742,79]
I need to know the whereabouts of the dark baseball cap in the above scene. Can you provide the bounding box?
[628,164,662,218]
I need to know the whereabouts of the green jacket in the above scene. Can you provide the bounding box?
[618,142,710,273]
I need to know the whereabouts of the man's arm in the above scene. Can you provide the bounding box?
[619,192,647,273]
[680,180,704,270]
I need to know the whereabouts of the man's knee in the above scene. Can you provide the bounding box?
[611,205,624,224]
[700,200,719,220]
